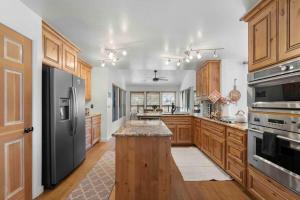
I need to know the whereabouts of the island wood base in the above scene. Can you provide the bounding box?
[115,136,171,200]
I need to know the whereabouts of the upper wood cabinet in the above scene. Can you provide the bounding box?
[278,0,300,61]
[195,60,220,98]
[248,0,277,71]
[42,21,80,75]
[242,0,300,72]
[78,59,92,101]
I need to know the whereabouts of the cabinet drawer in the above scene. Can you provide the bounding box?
[227,142,246,166]
[201,120,225,136]
[226,127,246,146]
[92,115,101,125]
[161,116,192,125]
[226,158,246,186]
[248,166,300,200]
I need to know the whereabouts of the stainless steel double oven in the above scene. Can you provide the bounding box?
[248,59,300,195]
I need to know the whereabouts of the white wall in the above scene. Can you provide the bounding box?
[87,68,126,141]
[180,70,196,91]
[0,0,43,198]
[220,59,248,115]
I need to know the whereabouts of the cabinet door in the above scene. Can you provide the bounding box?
[248,0,277,71]
[201,129,210,155]
[80,65,92,101]
[167,124,177,144]
[62,44,78,75]
[91,116,101,145]
[279,0,300,61]
[210,134,226,169]
[177,125,192,144]
[196,126,201,148]
[196,70,201,97]
[201,66,209,97]
[42,30,63,68]
[85,118,92,150]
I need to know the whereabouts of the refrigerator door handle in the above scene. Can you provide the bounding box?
[71,87,77,135]
[74,87,78,135]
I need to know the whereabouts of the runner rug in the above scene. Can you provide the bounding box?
[171,147,231,181]
[66,151,115,200]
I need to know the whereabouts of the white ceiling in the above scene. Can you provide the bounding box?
[21,0,257,86]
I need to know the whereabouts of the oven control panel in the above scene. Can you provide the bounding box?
[249,112,300,134]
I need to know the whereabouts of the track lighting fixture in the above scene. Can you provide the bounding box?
[189,54,193,60]
[122,50,127,56]
[112,62,116,66]
[177,60,181,66]
[197,52,202,60]
[108,52,114,59]
[165,59,171,65]
[213,50,218,58]
[101,61,106,67]
[185,58,190,63]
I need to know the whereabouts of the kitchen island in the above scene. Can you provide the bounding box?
[112,120,191,200]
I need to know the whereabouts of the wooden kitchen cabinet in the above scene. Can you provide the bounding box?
[278,0,300,61]
[242,0,300,72]
[161,116,192,145]
[78,59,92,101]
[42,21,80,74]
[195,60,220,98]
[193,118,201,148]
[177,125,192,144]
[62,43,78,75]
[201,129,210,155]
[85,114,101,150]
[210,134,226,169]
[248,165,300,200]
[247,0,277,71]
[226,127,247,186]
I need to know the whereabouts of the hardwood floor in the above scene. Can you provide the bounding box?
[36,140,115,200]
[36,139,252,200]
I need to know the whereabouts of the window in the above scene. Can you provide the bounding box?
[119,89,126,118]
[112,85,119,122]
[161,92,176,113]
[146,92,160,109]
[112,84,126,122]
[130,92,144,113]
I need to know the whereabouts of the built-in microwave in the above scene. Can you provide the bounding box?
[248,60,300,110]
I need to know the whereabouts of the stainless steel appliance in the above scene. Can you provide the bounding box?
[42,66,86,188]
[248,112,300,195]
[248,59,300,110]
[248,59,300,194]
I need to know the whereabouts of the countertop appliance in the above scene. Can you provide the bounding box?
[42,66,86,188]
[248,59,300,110]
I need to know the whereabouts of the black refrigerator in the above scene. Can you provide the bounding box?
[42,66,86,188]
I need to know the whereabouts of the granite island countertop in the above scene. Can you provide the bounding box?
[193,113,248,131]
[112,120,172,137]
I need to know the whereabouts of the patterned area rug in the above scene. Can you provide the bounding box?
[66,151,115,200]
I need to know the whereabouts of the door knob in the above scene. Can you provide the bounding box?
[24,127,34,134]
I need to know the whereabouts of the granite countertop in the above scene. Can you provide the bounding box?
[85,113,101,118]
[112,120,172,137]
[193,114,248,131]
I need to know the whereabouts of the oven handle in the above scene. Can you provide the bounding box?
[249,128,264,134]
[248,71,300,86]
[277,135,300,144]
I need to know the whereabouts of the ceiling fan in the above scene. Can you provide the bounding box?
[152,70,168,82]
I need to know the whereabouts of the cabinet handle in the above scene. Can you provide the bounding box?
[280,9,285,16]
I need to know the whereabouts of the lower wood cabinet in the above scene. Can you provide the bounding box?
[161,116,192,145]
[248,165,300,200]
[193,118,201,148]
[226,127,247,186]
[200,120,226,169]
[85,114,101,150]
